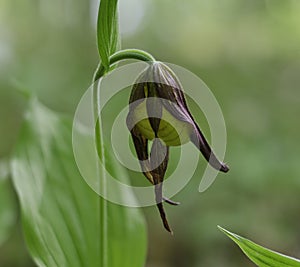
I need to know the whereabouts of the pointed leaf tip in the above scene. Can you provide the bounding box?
[97,0,120,69]
[218,226,300,267]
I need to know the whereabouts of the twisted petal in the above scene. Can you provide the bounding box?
[129,126,175,232]
[150,138,172,233]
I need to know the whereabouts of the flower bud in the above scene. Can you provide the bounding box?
[126,62,229,232]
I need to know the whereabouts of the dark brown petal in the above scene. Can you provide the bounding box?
[161,96,229,172]
[149,138,169,183]
[146,82,162,136]
[154,62,188,107]
[129,127,179,209]
[128,69,148,105]
[150,138,172,233]
[163,197,180,206]
[128,82,146,107]
[129,127,154,184]
[190,124,229,173]
[153,63,229,173]
[156,188,173,234]
[157,86,193,123]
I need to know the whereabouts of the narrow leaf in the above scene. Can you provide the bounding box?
[11,99,147,267]
[97,0,120,69]
[218,226,300,267]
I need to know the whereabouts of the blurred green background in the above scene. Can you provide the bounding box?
[1,0,300,266]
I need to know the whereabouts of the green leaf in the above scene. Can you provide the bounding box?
[11,99,147,267]
[0,160,17,246]
[218,226,300,267]
[97,0,120,70]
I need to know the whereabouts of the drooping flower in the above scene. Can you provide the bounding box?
[126,62,229,233]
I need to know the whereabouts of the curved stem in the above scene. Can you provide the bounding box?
[91,49,155,265]
[93,48,156,82]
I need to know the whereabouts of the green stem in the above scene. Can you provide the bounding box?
[93,48,156,82]
[93,78,107,266]
[92,48,155,267]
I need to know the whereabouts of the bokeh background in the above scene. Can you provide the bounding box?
[1,0,300,266]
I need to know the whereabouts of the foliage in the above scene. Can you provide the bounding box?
[97,0,120,70]
[11,99,147,267]
[219,226,300,267]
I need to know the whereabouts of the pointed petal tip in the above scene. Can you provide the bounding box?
[163,197,180,206]
[164,223,173,234]
[160,213,173,233]
[221,163,230,173]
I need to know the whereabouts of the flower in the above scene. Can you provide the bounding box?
[126,62,229,233]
